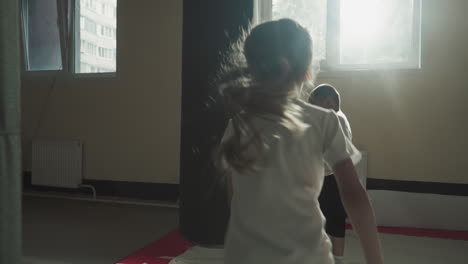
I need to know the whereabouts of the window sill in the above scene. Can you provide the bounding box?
[73,72,117,79]
[318,67,424,79]
[21,70,118,81]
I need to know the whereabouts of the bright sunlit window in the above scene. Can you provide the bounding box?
[257,0,421,70]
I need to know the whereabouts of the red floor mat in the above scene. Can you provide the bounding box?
[117,226,468,263]
[115,230,193,264]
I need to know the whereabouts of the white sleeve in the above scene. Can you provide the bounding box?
[322,111,361,169]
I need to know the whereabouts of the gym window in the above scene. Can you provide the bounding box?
[21,0,117,74]
[255,0,422,71]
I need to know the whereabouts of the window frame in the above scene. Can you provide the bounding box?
[20,0,69,73]
[20,0,31,71]
[254,0,422,72]
[20,0,117,78]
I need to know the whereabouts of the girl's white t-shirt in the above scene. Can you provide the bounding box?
[222,99,361,264]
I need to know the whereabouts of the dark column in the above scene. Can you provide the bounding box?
[180,0,253,245]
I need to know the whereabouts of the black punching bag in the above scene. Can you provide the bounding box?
[179,0,253,245]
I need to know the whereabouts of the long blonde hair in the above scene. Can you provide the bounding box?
[217,19,314,173]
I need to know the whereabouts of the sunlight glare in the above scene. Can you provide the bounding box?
[341,0,383,45]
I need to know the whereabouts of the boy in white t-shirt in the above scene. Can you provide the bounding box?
[309,84,353,264]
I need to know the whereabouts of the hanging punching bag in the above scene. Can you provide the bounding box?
[180,0,253,246]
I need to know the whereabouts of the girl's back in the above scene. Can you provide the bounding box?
[218,18,382,264]
[224,99,357,264]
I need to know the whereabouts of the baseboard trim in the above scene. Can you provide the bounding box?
[23,172,179,202]
[367,178,468,196]
[23,172,468,201]
[23,191,179,208]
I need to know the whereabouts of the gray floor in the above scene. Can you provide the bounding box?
[22,196,178,264]
[22,196,468,264]
[344,230,468,264]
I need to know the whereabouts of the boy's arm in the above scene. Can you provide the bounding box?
[333,158,384,264]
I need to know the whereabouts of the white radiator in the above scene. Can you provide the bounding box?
[31,140,83,188]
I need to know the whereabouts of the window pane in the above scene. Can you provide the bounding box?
[340,0,414,65]
[272,0,327,62]
[76,0,117,73]
[23,0,62,71]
